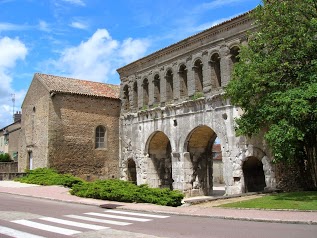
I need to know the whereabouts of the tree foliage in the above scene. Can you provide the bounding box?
[225,0,317,188]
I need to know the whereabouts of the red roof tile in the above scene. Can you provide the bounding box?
[36,73,120,99]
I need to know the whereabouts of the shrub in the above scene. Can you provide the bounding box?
[70,179,184,207]
[0,153,13,162]
[15,168,83,188]
[190,92,204,100]
[16,168,184,206]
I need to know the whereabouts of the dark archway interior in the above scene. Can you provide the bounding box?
[187,126,217,195]
[243,157,266,192]
[127,159,137,185]
[148,131,173,189]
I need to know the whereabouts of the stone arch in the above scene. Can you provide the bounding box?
[193,59,203,93]
[240,146,274,192]
[153,74,161,104]
[146,131,173,189]
[210,52,221,88]
[122,84,130,110]
[178,64,188,99]
[132,81,138,109]
[142,78,149,106]
[230,46,240,64]
[127,158,137,185]
[165,69,173,102]
[184,125,220,196]
[242,156,266,192]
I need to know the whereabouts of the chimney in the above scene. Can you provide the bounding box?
[14,111,22,122]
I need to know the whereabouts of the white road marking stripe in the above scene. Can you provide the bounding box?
[0,225,45,238]
[38,217,109,230]
[105,210,170,218]
[12,220,81,235]
[65,214,131,226]
[85,212,152,222]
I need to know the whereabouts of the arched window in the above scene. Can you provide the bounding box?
[133,81,138,109]
[95,126,106,149]
[230,46,240,64]
[142,78,149,106]
[193,59,203,93]
[210,53,221,87]
[153,74,160,104]
[165,69,173,102]
[178,64,188,98]
[123,84,130,110]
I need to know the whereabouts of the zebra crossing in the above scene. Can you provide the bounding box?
[0,210,170,237]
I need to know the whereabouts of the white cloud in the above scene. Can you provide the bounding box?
[0,37,27,128]
[52,29,150,82]
[0,37,27,70]
[70,21,88,30]
[38,20,51,32]
[119,38,150,64]
[61,0,85,6]
[0,22,30,32]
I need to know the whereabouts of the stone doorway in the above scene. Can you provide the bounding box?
[185,126,218,196]
[243,156,266,192]
[147,131,173,190]
[127,159,137,185]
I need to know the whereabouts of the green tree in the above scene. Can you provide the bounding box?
[225,0,317,188]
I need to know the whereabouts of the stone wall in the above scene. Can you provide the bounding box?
[0,173,26,180]
[47,93,120,180]
[7,123,21,161]
[0,162,18,173]
[19,77,50,171]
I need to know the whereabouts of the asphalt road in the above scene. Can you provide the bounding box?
[0,193,316,238]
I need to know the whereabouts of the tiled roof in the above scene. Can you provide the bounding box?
[36,73,120,99]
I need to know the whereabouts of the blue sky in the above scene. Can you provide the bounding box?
[0,0,260,128]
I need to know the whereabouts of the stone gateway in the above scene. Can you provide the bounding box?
[117,12,276,196]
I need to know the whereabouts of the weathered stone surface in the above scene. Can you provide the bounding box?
[117,13,276,196]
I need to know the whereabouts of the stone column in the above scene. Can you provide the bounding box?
[219,45,231,86]
[183,152,194,196]
[202,51,211,93]
[171,152,182,191]
[139,79,144,108]
[148,75,154,107]
[187,60,195,97]
[160,72,166,105]
[173,66,180,102]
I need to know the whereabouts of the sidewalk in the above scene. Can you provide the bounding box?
[0,181,316,225]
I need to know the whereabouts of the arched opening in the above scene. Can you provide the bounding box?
[178,64,188,99]
[230,46,240,64]
[95,125,106,149]
[123,84,130,110]
[142,78,149,106]
[210,53,221,87]
[185,126,220,196]
[243,156,266,192]
[193,59,203,93]
[127,158,137,185]
[133,81,138,109]
[147,131,173,189]
[165,69,173,102]
[28,151,33,170]
[153,74,160,104]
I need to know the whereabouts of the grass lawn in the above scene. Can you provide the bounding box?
[218,191,317,210]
